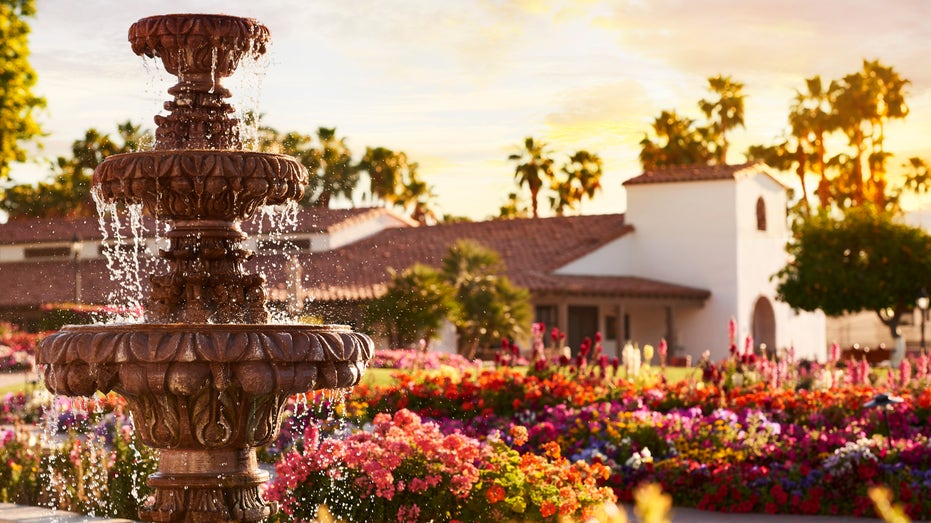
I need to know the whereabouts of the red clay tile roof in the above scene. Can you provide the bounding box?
[0,212,710,310]
[518,272,710,300]
[0,207,409,244]
[259,214,707,303]
[624,162,786,188]
[1,259,114,306]
[0,216,104,244]
[245,206,415,235]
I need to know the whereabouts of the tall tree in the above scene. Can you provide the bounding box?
[0,0,45,180]
[775,205,931,363]
[639,110,714,171]
[698,74,745,163]
[508,136,555,218]
[551,150,603,215]
[398,166,439,225]
[789,76,834,210]
[750,61,912,213]
[497,192,529,220]
[1,121,150,219]
[828,60,909,208]
[309,127,356,208]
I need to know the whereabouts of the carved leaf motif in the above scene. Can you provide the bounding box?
[245,394,283,446]
[306,334,324,362]
[191,386,233,448]
[319,332,343,361]
[130,332,150,362]
[259,332,286,360]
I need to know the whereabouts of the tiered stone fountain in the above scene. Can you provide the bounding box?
[36,14,373,523]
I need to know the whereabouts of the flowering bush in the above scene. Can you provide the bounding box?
[0,322,41,373]
[370,348,480,373]
[266,409,615,522]
[0,409,156,518]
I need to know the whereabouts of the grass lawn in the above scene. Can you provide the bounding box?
[360,363,701,387]
[0,365,701,396]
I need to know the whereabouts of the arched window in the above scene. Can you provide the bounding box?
[755,196,767,231]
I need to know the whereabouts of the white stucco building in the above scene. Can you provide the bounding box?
[556,163,826,361]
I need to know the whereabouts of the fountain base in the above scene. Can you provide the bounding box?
[141,449,269,523]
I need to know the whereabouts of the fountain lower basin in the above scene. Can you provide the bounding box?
[38,323,372,522]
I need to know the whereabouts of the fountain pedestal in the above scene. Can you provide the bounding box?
[36,13,373,523]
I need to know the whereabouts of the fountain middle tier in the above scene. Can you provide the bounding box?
[39,323,372,449]
[94,150,307,220]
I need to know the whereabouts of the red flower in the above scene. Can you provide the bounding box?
[486,484,506,504]
[771,484,788,505]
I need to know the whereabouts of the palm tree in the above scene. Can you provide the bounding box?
[311,127,357,208]
[698,74,745,164]
[440,239,530,357]
[357,146,406,206]
[552,150,603,215]
[788,75,833,210]
[400,167,439,225]
[508,136,555,218]
[639,110,714,170]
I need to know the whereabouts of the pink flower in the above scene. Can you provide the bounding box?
[728,316,738,346]
[899,358,912,389]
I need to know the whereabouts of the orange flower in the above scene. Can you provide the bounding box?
[540,500,557,518]
[486,484,506,504]
[509,425,529,446]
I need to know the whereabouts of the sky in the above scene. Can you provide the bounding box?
[12,0,931,220]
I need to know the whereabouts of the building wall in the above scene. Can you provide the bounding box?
[559,171,826,361]
[564,179,740,359]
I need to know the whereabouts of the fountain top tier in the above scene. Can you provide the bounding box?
[129,13,269,150]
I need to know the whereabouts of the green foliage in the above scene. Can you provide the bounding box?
[775,206,931,337]
[1,121,150,219]
[365,264,458,348]
[0,0,45,180]
[441,239,531,357]
[358,146,438,223]
[699,74,746,163]
[309,126,357,208]
[366,240,531,356]
[0,427,42,505]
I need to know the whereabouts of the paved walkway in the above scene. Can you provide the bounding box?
[0,370,39,391]
[0,504,132,523]
[639,505,886,522]
[0,502,894,523]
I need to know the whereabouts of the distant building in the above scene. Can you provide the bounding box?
[0,162,826,360]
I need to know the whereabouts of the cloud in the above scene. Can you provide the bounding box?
[598,0,931,87]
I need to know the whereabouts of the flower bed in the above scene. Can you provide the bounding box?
[3,322,929,521]
[280,331,931,521]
